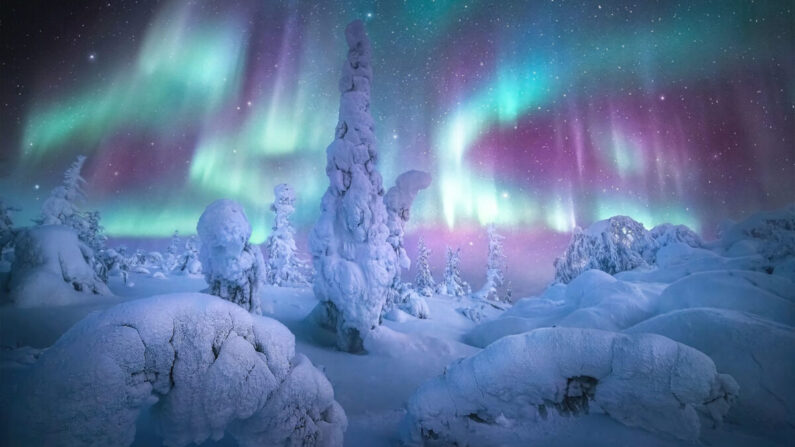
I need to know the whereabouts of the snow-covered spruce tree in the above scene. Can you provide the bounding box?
[414,237,435,297]
[265,183,309,287]
[473,223,506,302]
[37,155,86,226]
[163,230,180,272]
[383,170,431,315]
[437,247,470,297]
[197,199,265,314]
[308,20,398,352]
[0,199,20,251]
[174,235,201,276]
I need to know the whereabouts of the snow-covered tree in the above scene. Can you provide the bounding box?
[0,200,20,251]
[265,183,309,287]
[414,237,435,297]
[174,236,201,276]
[308,20,398,352]
[473,223,506,302]
[162,230,180,272]
[37,155,87,226]
[437,247,470,297]
[383,170,431,315]
[197,199,265,314]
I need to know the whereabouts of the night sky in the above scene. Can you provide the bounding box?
[1,0,794,291]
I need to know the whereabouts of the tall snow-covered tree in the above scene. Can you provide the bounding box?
[197,199,264,314]
[308,20,398,352]
[37,155,87,226]
[414,237,435,297]
[163,230,180,272]
[265,183,309,287]
[437,247,470,297]
[473,223,506,301]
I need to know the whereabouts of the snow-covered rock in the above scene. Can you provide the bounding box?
[655,270,795,325]
[309,20,398,352]
[4,225,111,307]
[628,308,795,435]
[197,199,265,314]
[4,293,346,446]
[402,327,738,446]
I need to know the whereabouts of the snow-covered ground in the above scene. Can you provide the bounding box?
[1,208,793,446]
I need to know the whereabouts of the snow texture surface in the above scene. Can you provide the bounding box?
[5,293,346,446]
[402,327,738,446]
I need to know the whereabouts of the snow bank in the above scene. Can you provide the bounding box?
[655,270,795,325]
[197,199,264,314]
[466,270,656,347]
[5,225,111,307]
[5,293,346,446]
[402,327,738,446]
[628,308,795,434]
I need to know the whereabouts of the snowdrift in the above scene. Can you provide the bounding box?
[466,270,657,347]
[402,327,738,446]
[3,293,346,446]
[628,308,795,435]
[4,225,111,307]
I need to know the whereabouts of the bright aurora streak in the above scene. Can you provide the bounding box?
[1,0,793,251]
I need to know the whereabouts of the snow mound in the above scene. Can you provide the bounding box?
[197,199,265,314]
[719,205,795,263]
[656,270,795,325]
[5,225,111,307]
[402,327,738,445]
[466,270,655,347]
[5,293,346,446]
[628,308,795,435]
[554,216,703,284]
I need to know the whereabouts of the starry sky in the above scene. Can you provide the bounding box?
[1,0,794,292]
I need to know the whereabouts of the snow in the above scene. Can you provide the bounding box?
[197,199,265,314]
[4,225,111,307]
[2,293,346,446]
[628,308,795,438]
[308,20,398,352]
[717,204,795,263]
[402,327,738,446]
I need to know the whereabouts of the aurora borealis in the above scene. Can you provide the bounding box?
[1,0,793,248]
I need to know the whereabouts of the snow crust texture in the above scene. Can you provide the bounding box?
[6,293,346,446]
[197,199,264,314]
[309,20,397,352]
[5,225,111,307]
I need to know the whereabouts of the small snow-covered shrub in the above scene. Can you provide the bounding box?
[265,183,310,287]
[402,327,737,446]
[5,225,111,307]
[197,199,265,314]
[628,308,795,433]
[5,293,346,446]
